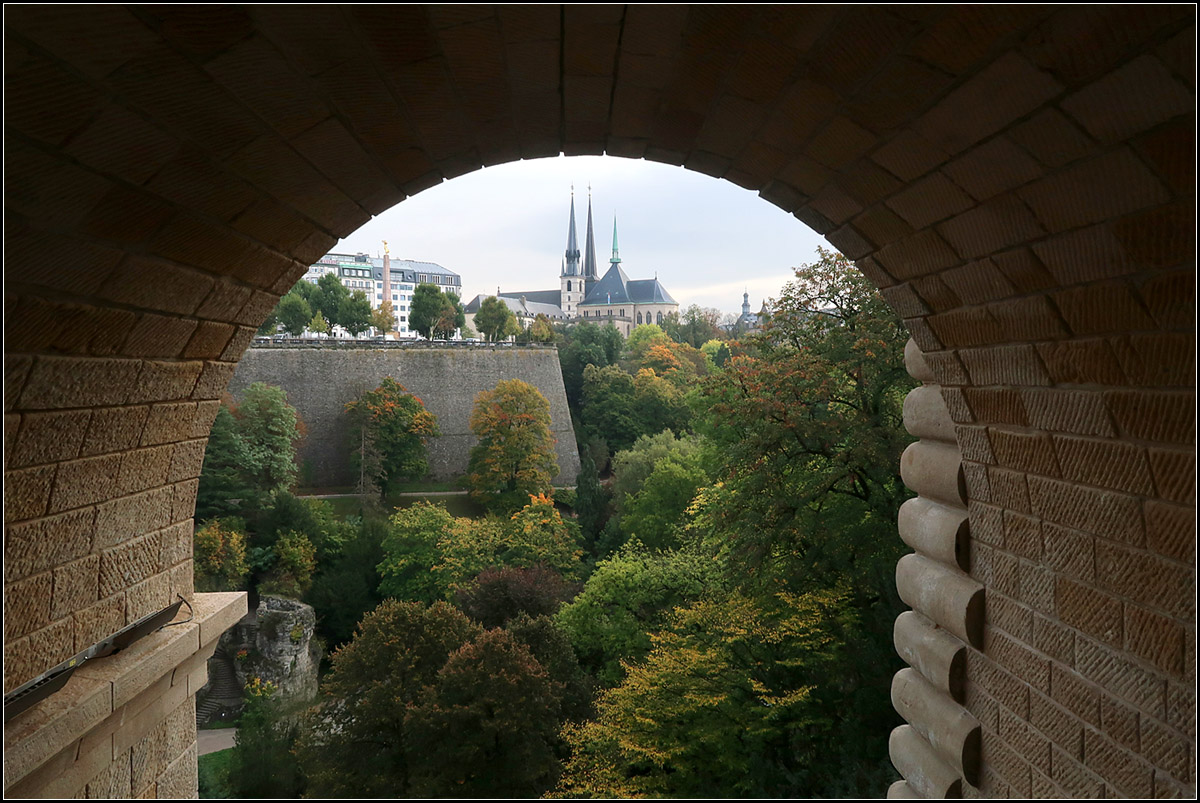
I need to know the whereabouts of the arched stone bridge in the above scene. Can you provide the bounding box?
[4,6,1193,798]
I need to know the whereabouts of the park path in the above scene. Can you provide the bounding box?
[197,728,238,755]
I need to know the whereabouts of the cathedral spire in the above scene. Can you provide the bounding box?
[563,188,580,277]
[610,214,621,265]
[582,186,598,282]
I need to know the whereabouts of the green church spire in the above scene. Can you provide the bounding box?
[610,214,621,265]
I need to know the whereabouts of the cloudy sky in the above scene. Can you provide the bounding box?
[335,155,830,317]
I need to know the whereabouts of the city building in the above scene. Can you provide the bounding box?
[304,249,462,338]
[466,191,678,338]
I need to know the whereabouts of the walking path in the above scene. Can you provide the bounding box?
[197,728,238,755]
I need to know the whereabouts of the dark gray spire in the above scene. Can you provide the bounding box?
[582,189,598,282]
[563,190,580,277]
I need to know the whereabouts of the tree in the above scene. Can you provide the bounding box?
[259,530,316,598]
[475,296,519,342]
[405,629,564,797]
[309,310,329,336]
[529,313,555,343]
[409,282,446,339]
[454,565,573,629]
[193,519,249,591]
[276,293,312,336]
[337,290,373,337]
[228,677,304,798]
[196,405,255,521]
[371,298,397,333]
[376,501,456,603]
[467,379,558,512]
[313,272,349,326]
[698,246,915,579]
[344,377,439,498]
[295,600,483,798]
[556,589,856,798]
[438,291,466,340]
[554,540,726,685]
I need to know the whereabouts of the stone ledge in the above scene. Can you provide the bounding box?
[3,591,245,794]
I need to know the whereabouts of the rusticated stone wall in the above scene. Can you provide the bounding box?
[4,6,1193,800]
[227,343,580,487]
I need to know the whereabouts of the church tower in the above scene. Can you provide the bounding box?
[560,190,582,315]
[581,189,599,285]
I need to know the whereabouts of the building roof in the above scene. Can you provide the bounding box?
[465,294,566,320]
[580,262,632,306]
[313,252,461,285]
[500,289,563,307]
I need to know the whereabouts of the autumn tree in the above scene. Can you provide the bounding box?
[371,298,397,333]
[453,565,574,629]
[193,519,249,591]
[467,379,558,512]
[344,377,439,498]
[529,313,555,343]
[309,310,329,336]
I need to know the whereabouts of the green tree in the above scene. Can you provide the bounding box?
[529,313,555,343]
[453,565,573,629]
[193,519,249,591]
[376,501,456,603]
[228,677,304,798]
[475,296,520,342]
[344,377,439,499]
[296,600,483,798]
[259,530,316,598]
[371,298,397,333]
[313,272,349,326]
[306,515,387,649]
[196,405,255,521]
[235,383,303,497]
[276,293,312,337]
[337,289,373,337]
[555,540,725,685]
[439,291,466,340]
[409,282,445,339]
[309,309,329,336]
[467,379,559,512]
[619,451,709,551]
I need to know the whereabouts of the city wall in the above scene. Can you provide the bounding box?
[227,343,581,488]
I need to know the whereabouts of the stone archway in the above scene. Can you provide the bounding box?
[5,6,1193,798]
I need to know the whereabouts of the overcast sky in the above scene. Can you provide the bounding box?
[335,155,830,317]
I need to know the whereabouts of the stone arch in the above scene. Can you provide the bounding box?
[4,6,1193,798]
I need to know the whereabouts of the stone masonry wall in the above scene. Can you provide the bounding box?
[227,344,581,488]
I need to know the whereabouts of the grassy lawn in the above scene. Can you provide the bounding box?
[198,748,234,799]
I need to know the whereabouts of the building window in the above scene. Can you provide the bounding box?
[656,311,663,324]
[637,312,642,324]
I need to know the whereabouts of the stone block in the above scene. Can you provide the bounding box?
[887,171,975,230]
[94,486,173,550]
[1124,604,1186,678]
[52,554,101,621]
[140,403,199,447]
[98,256,214,317]
[1052,434,1153,495]
[5,507,96,584]
[1105,389,1195,446]
[1095,539,1193,619]
[1042,521,1095,583]
[899,497,969,569]
[1051,744,1105,797]
[904,384,956,443]
[894,610,967,702]
[80,405,150,458]
[126,570,172,622]
[194,280,253,323]
[129,360,204,404]
[965,647,1029,719]
[4,617,75,697]
[985,627,1050,694]
[74,594,126,653]
[170,479,200,523]
[1076,635,1167,719]
[903,339,934,381]
[889,724,963,798]
[117,445,174,496]
[1019,148,1170,233]
[1061,55,1193,143]
[1056,577,1122,647]
[1001,510,1042,560]
[1027,475,1144,545]
[941,258,1019,306]
[182,320,236,360]
[120,313,199,360]
[1140,717,1191,783]
[989,428,1060,477]
[958,344,1051,387]
[901,440,966,507]
[1053,281,1158,338]
[980,728,1031,797]
[943,136,1044,201]
[938,194,1046,260]
[99,531,162,599]
[4,570,53,643]
[11,409,92,468]
[1029,689,1083,759]
[19,356,142,410]
[1020,388,1115,437]
[1084,726,1154,797]
[997,705,1051,777]
[986,466,1030,513]
[875,228,962,282]
[154,741,197,799]
[167,438,208,483]
[896,553,984,648]
[5,464,56,521]
[927,306,1004,349]
[1143,499,1193,563]
[1031,613,1074,665]
[86,746,133,798]
[191,361,237,401]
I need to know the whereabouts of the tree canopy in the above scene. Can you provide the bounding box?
[344,377,439,498]
[475,295,520,342]
[467,379,559,512]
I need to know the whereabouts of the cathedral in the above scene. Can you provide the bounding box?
[467,191,678,337]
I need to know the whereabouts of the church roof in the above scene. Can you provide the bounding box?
[627,278,676,304]
[580,262,632,306]
[500,289,562,307]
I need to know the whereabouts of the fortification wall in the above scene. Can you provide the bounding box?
[227,344,580,488]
